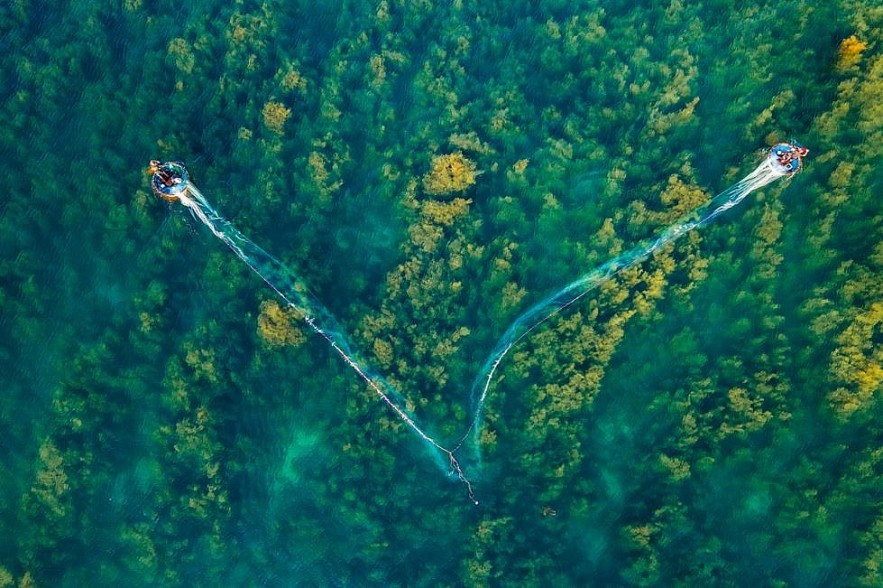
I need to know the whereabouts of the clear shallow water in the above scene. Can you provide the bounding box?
[1,1,880,586]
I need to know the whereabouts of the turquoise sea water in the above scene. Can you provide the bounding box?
[1,1,880,586]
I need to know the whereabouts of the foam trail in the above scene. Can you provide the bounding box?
[161,151,790,505]
[178,186,478,501]
[453,158,786,455]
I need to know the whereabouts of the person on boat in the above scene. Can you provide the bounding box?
[158,168,176,186]
[769,143,809,174]
[148,160,172,185]
[778,149,794,166]
[158,163,186,187]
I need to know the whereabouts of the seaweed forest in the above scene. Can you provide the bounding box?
[0,0,880,586]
